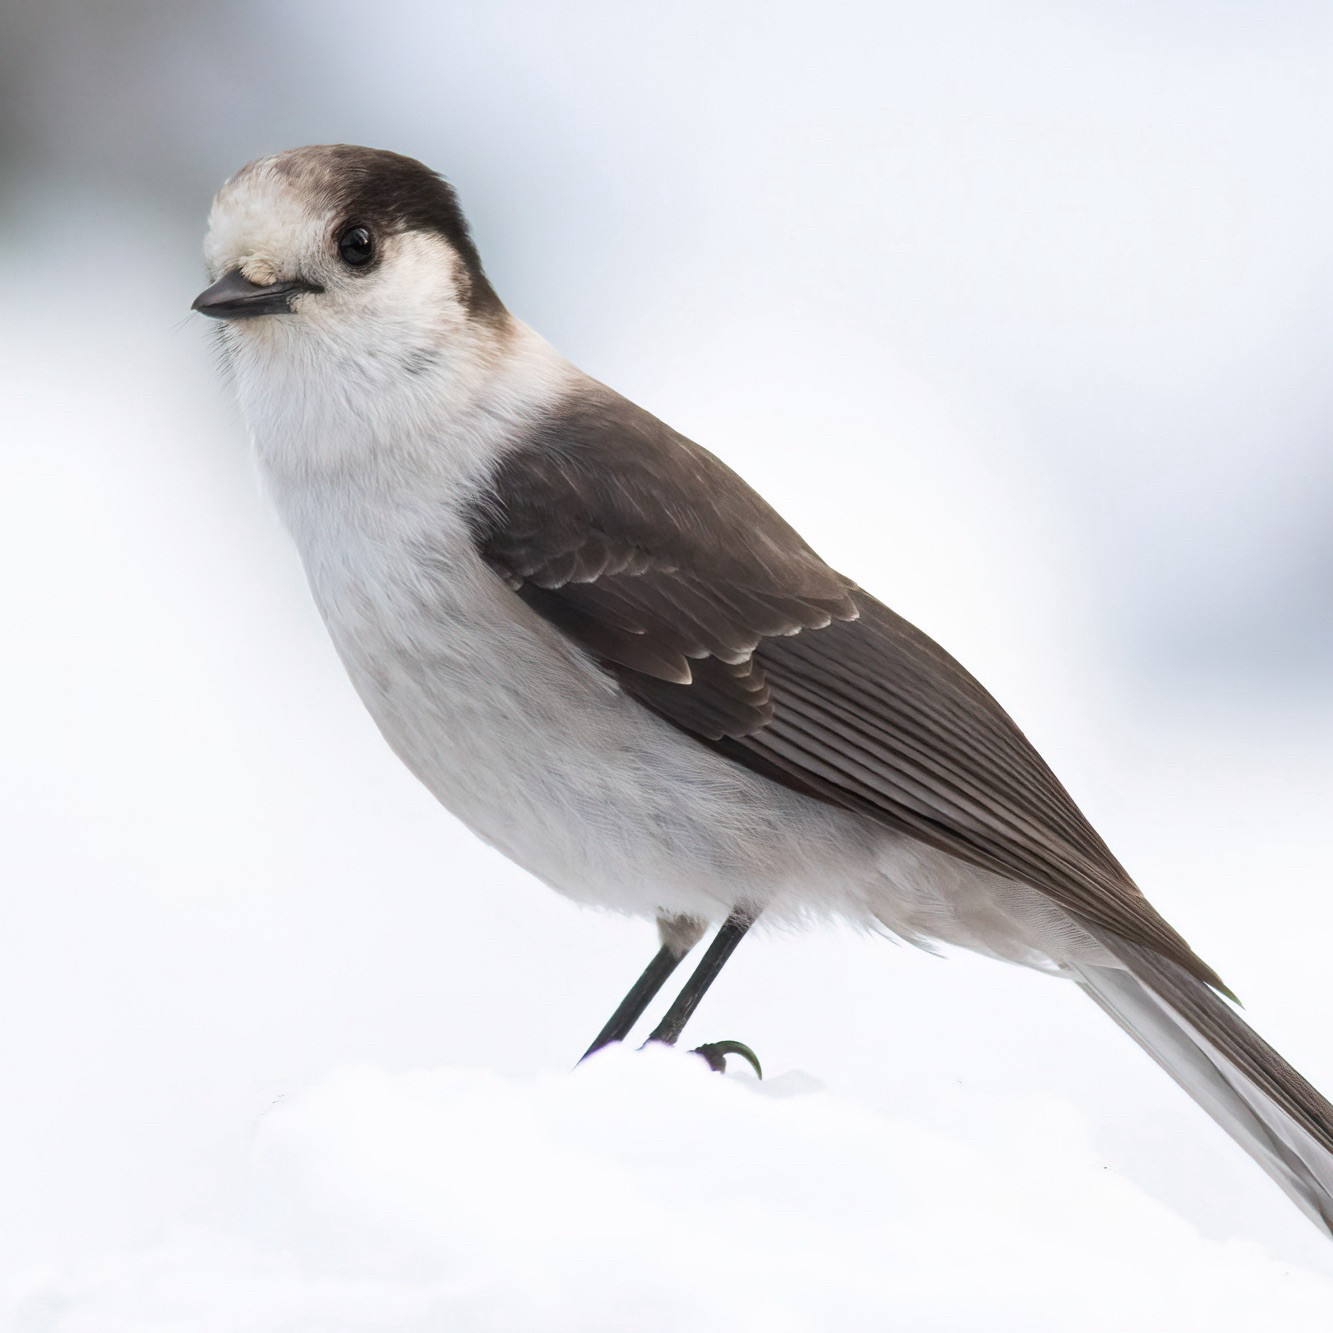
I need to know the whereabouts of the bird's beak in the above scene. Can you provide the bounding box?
[191,269,323,320]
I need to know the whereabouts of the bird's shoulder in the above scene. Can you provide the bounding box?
[466,381,859,690]
[470,380,854,603]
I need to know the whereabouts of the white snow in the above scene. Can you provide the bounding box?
[10,1047,1333,1333]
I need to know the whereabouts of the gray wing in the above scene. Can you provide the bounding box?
[469,384,1225,991]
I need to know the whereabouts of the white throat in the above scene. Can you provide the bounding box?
[230,315,576,548]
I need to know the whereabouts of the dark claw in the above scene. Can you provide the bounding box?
[691,1040,763,1079]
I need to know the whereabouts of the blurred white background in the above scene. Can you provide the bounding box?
[2,2,1332,1325]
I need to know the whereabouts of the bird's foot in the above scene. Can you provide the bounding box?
[691,1040,763,1078]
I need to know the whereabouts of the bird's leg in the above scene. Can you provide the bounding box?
[647,908,761,1075]
[580,913,706,1061]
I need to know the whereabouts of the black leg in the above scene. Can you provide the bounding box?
[580,914,706,1061]
[647,908,755,1048]
[581,944,690,1061]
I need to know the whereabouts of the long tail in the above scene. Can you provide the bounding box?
[1070,930,1333,1237]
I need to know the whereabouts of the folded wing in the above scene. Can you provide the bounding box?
[469,384,1221,988]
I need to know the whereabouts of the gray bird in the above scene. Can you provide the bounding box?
[193,144,1333,1236]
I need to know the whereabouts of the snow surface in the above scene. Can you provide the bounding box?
[10,1046,1333,1333]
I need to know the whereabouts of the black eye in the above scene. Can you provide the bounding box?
[337,225,374,267]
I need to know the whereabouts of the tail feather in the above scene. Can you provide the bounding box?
[1071,930,1333,1237]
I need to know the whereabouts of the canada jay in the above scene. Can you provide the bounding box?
[193,144,1333,1235]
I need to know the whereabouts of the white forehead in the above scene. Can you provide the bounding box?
[203,157,331,283]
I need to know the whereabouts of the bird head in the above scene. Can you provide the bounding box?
[195,144,507,373]
[194,145,530,479]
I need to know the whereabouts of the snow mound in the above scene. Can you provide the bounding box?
[10,1046,1331,1332]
